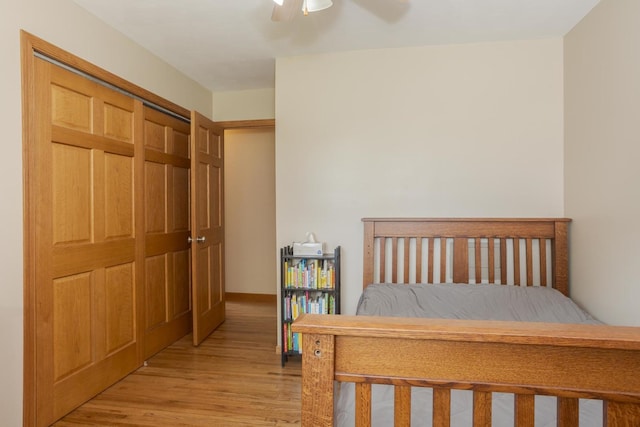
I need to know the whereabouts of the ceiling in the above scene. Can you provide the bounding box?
[72,0,599,92]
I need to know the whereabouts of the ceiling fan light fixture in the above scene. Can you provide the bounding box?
[303,0,333,13]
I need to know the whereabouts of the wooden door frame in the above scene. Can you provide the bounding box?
[217,119,275,130]
[218,123,276,306]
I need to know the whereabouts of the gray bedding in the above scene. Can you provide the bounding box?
[356,283,601,324]
[335,283,603,427]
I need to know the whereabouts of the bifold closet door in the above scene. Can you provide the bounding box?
[191,111,226,345]
[31,57,142,426]
[142,107,193,358]
[26,42,225,426]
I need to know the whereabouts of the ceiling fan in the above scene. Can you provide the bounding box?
[272,0,328,21]
[271,0,410,22]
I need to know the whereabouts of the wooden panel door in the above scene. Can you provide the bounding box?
[191,111,225,345]
[31,58,142,426]
[142,107,193,358]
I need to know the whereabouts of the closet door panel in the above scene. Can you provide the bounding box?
[50,84,92,132]
[104,153,134,239]
[52,272,93,380]
[145,254,168,330]
[52,144,92,244]
[173,128,190,157]
[104,263,136,353]
[103,102,134,143]
[173,166,190,231]
[144,119,166,151]
[142,107,192,359]
[33,59,140,426]
[191,111,225,346]
[145,162,167,233]
[173,249,192,316]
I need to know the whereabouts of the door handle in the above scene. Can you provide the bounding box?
[188,236,206,244]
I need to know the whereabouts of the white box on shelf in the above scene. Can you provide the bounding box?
[293,242,323,256]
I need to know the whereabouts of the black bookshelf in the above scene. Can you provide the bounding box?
[280,245,341,366]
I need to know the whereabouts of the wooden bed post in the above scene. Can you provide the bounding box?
[553,220,570,296]
[363,220,374,288]
[300,332,335,426]
[606,401,640,426]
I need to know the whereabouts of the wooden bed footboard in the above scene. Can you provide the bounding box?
[292,314,640,426]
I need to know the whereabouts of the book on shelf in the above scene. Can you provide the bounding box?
[284,258,336,289]
[282,323,303,355]
[283,290,336,320]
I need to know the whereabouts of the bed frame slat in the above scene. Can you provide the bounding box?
[440,238,446,283]
[514,394,535,427]
[428,238,434,284]
[540,239,548,287]
[475,238,482,284]
[513,238,521,286]
[473,391,492,427]
[557,397,579,427]
[355,383,372,427]
[526,238,534,286]
[392,238,398,283]
[433,388,451,427]
[394,386,411,427]
[380,237,386,283]
[488,239,496,284]
[500,238,507,285]
[416,238,423,284]
[453,237,469,283]
[404,238,410,283]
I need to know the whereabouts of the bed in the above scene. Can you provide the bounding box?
[291,218,640,426]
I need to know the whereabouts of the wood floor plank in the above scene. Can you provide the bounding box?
[54,300,302,426]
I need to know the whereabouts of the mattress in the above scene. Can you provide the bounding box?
[335,283,603,427]
[355,283,601,323]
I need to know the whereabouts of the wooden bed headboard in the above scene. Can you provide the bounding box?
[362,218,571,295]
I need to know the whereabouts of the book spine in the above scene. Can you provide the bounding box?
[283,323,288,352]
[289,324,294,351]
[292,294,299,320]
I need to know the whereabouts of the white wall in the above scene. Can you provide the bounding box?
[275,39,565,316]
[564,0,640,326]
[213,88,275,121]
[225,129,277,295]
[1,1,212,424]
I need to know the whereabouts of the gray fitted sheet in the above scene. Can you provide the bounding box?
[356,283,601,324]
[335,283,603,427]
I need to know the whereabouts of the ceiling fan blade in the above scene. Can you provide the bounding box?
[351,0,410,23]
[271,0,304,22]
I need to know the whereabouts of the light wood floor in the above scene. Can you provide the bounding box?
[55,299,302,426]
